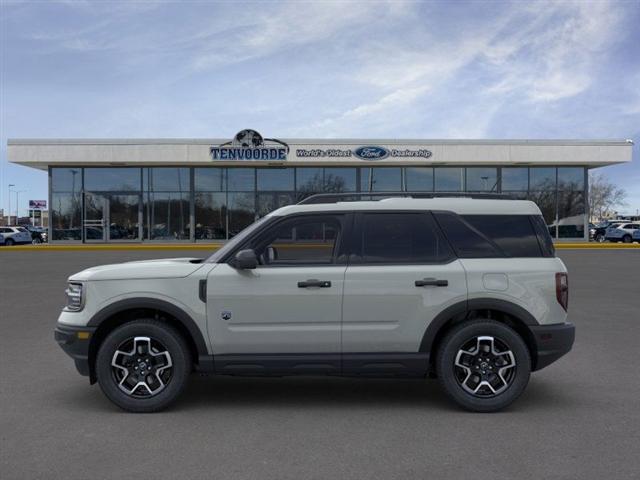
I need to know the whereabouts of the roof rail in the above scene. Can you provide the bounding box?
[297,192,512,205]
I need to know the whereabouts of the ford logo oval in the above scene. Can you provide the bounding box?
[354,146,389,160]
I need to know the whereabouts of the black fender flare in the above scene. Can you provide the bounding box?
[87,297,208,357]
[419,298,539,353]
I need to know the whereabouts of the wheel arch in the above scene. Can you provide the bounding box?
[86,298,208,384]
[421,298,540,372]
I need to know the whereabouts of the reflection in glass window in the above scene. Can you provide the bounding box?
[501,168,528,191]
[145,168,190,192]
[405,167,433,191]
[527,191,556,229]
[529,168,556,191]
[51,168,82,193]
[195,168,225,191]
[361,168,402,191]
[195,192,226,240]
[557,190,585,238]
[324,168,357,192]
[296,168,324,197]
[257,193,296,217]
[257,168,294,191]
[228,192,255,237]
[557,167,584,190]
[435,168,464,191]
[227,169,255,191]
[85,168,141,191]
[51,193,82,240]
[466,168,498,192]
[145,192,190,240]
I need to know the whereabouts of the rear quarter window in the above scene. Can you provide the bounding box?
[435,213,553,258]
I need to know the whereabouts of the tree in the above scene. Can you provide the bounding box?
[588,172,627,221]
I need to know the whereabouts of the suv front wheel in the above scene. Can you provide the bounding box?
[437,319,531,412]
[96,319,192,412]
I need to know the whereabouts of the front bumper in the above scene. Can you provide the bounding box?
[530,322,575,371]
[54,324,96,377]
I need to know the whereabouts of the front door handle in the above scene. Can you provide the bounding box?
[298,279,332,288]
[415,278,448,287]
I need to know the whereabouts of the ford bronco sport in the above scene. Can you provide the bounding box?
[55,194,575,412]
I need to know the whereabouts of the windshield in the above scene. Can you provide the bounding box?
[206,216,271,263]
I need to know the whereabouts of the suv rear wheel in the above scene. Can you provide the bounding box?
[96,319,191,412]
[436,319,530,412]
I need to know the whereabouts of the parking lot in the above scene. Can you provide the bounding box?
[1,248,639,479]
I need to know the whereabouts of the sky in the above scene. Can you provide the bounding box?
[1,0,639,216]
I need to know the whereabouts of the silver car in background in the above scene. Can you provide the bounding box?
[0,226,32,246]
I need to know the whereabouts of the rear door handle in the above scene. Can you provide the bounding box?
[415,278,448,287]
[298,279,332,288]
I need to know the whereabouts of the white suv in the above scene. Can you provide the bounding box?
[605,223,640,243]
[55,195,575,413]
[0,226,32,245]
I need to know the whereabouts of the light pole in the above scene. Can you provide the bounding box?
[15,190,26,224]
[8,184,15,225]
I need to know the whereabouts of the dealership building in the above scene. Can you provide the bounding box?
[7,131,633,243]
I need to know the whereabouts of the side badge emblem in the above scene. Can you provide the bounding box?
[221,311,232,321]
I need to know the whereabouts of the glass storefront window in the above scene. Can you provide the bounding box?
[51,168,82,193]
[361,167,402,191]
[557,167,584,190]
[501,168,528,191]
[466,167,498,192]
[227,192,255,237]
[324,168,357,192]
[227,168,255,191]
[195,168,225,191]
[557,190,585,238]
[405,167,433,191]
[144,168,190,192]
[257,168,294,191]
[195,192,226,240]
[51,193,82,240]
[257,192,296,217]
[144,192,190,240]
[528,191,556,231]
[85,168,141,192]
[529,167,556,191]
[435,168,464,191]
[296,168,324,197]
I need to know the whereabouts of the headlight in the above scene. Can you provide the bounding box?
[65,283,84,311]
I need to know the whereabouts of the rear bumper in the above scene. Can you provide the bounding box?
[54,324,96,377]
[530,322,575,371]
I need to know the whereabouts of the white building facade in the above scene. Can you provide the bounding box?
[8,131,633,242]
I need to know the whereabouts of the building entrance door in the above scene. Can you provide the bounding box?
[84,193,142,242]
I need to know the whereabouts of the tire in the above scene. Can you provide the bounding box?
[5,238,14,246]
[436,319,531,412]
[595,233,605,243]
[622,235,632,243]
[32,237,42,245]
[96,319,192,413]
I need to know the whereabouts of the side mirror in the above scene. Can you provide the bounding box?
[232,249,258,270]
[266,246,278,263]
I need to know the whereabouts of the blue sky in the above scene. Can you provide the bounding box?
[1,0,639,216]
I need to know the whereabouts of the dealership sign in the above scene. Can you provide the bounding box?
[296,146,433,160]
[29,200,47,209]
[211,129,289,161]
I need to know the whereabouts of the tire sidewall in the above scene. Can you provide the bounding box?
[437,320,531,412]
[96,320,191,412]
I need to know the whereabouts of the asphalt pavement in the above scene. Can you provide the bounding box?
[1,249,639,479]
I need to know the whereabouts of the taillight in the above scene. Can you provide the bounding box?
[555,272,569,311]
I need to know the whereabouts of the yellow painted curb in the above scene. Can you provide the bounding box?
[555,243,640,249]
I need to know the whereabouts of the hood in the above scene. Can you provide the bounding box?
[69,257,205,281]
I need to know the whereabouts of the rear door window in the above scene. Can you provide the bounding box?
[356,213,453,264]
[433,212,501,258]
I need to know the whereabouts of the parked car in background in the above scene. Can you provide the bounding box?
[605,223,640,243]
[0,226,32,245]
[591,220,626,242]
[21,225,48,244]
